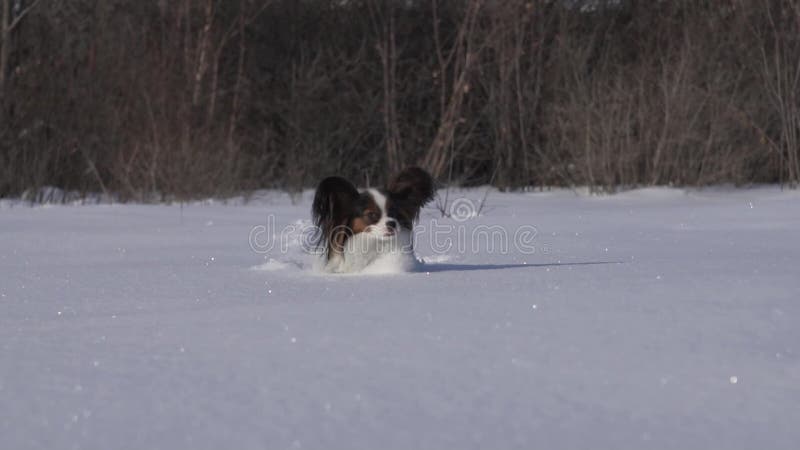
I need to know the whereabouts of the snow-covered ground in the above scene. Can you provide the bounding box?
[1,187,799,449]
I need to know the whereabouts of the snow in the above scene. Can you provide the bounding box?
[1,187,799,449]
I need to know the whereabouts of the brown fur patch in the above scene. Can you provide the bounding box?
[351,195,381,234]
[351,217,369,234]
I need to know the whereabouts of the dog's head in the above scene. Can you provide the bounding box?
[312,167,435,260]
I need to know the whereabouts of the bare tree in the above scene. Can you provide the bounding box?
[1,0,798,201]
[368,0,403,175]
[0,0,40,102]
[421,0,482,179]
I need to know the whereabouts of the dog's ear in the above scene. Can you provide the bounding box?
[387,167,435,222]
[312,176,359,260]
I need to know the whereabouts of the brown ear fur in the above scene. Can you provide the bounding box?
[312,176,359,260]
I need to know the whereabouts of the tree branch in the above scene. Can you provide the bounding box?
[8,0,41,33]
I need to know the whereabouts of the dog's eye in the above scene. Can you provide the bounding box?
[366,211,379,222]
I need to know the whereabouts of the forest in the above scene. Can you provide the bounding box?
[1,0,799,200]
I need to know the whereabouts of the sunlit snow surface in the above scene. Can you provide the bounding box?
[1,187,799,449]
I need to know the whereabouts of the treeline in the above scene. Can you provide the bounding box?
[1,0,799,200]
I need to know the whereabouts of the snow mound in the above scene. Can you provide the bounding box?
[250,259,297,272]
[421,254,454,264]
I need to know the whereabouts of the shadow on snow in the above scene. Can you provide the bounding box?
[418,260,624,273]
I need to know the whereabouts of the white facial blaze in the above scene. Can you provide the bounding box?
[366,189,392,236]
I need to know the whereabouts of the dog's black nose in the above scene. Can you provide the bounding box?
[386,219,398,230]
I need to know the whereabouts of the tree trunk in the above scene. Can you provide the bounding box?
[0,0,10,103]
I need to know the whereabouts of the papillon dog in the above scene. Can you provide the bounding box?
[312,167,435,273]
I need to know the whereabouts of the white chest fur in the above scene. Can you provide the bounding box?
[324,228,419,274]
